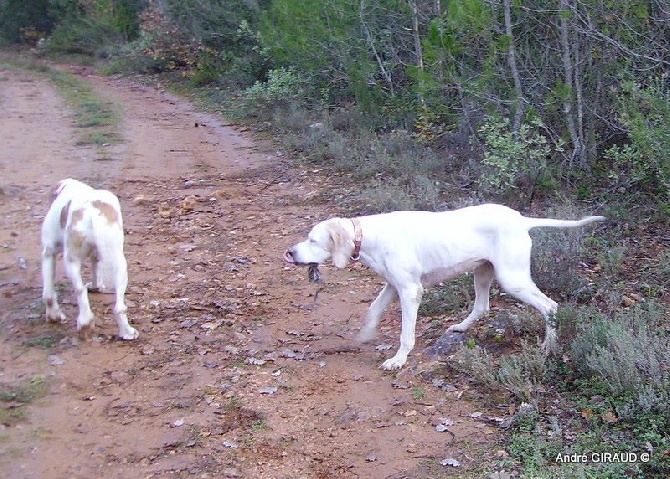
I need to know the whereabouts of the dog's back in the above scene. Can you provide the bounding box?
[66,189,125,284]
[42,179,94,244]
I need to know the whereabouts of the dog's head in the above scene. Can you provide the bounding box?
[284,218,353,269]
[52,178,82,199]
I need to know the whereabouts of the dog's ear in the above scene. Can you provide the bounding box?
[52,179,70,199]
[327,219,353,268]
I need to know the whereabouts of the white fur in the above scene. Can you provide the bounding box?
[41,178,139,340]
[285,203,604,370]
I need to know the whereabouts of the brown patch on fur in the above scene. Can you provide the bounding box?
[70,207,85,226]
[68,227,86,251]
[59,200,71,229]
[327,220,354,269]
[92,200,119,224]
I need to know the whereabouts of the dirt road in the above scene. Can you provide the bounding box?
[0,63,500,478]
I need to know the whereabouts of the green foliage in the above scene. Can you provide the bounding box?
[41,0,144,56]
[260,0,414,113]
[0,0,54,45]
[476,115,557,195]
[242,67,307,113]
[160,0,268,84]
[570,301,670,412]
[46,15,121,56]
[419,275,473,317]
[457,341,548,403]
[605,78,670,197]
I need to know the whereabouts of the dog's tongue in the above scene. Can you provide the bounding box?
[308,263,321,283]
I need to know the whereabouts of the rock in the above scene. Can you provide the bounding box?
[424,332,467,358]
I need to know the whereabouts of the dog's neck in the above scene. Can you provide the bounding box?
[351,218,362,260]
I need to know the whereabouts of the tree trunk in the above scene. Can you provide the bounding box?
[503,0,525,133]
[359,0,394,95]
[558,0,586,166]
[408,0,424,106]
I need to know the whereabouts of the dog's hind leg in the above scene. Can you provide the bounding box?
[112,256,138,340]
[64,254,96,338]
[497,277,558,353]
[446,262,495,333]
[358,283,397,343]
[42,245,66,322]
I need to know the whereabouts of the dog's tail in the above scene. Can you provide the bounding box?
[524,215,606,230]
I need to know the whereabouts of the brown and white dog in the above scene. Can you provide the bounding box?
[41,178,139,340]
[284,204,604,370]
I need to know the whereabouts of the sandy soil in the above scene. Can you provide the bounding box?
[0,63,502,478]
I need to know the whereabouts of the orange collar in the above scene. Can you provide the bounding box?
[351,218,362,260]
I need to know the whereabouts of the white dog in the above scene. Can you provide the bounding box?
[41,178,139,340]
[284,204,604,370]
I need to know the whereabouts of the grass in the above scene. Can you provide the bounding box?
[0,375,49,426]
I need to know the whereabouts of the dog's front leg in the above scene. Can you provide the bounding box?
[42,245,66,322]
[381,284,423,370]
[358,283,397,343]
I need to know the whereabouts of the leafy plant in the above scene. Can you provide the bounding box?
[243,67,307,112]
[605,78,670,198]
[476,115,557,196]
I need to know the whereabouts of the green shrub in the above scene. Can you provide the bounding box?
[242,67,307,114]
[476,115,558,196]
[570,301,670,415]
[605,78,670,198]
[456,341,548,402]
[45,16,122,56]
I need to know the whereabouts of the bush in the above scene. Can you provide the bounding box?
[476,115,559,197]
[242,67,307,114]
[570,301,670,415]
[456,341,548,403]
[605,78,670,198]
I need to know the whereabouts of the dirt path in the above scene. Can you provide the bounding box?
[0,64,500,478]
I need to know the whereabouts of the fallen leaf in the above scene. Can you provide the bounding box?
[603,410,618,423]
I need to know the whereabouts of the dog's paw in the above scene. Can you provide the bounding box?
[46,309,66,323]
[446,323,466,333]
[77,322,94,341]
[119,327,139,340]
[380,355,407,370]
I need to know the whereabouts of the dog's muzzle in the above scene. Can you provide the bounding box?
[284,250,321,283]
[284,249,298,264]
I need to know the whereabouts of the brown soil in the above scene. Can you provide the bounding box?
[0,63,501,478]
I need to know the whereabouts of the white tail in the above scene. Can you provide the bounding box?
[525,215,606,230]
